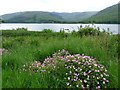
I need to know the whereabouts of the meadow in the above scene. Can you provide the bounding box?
[1,26,119,88]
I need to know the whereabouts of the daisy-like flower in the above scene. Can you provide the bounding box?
[76,85,79,87]
[100,74,103,77]
[80,80,82,83]
[89,66,91,68]
[103,81,105,84]
[103,78,106,80]
[94,64,97,67]
[98,86,100,89]
[66,82,69,86]
[106,80,109,83]
[78,62,81,64]
[68,77,70,80]
[87,85,89,87]
[96,86,100,89]
[83,72,87,76]
[97,82,100,84]
[88,70,91,73]
[97,70,100,72]
[75,69,78,71]
[84,80,87,83]
[105,69,107,72]
[97,77,99,79]
[82,85,84,88]
[80,68,82,71]
[23,65,26,67]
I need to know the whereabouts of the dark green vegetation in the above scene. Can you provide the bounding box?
[2,26,118,88]
[1,11,97,23]
[85,4,120,24]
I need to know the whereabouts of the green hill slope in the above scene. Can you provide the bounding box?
[84,4,119,24]
[1,11,64,23]
[54,12,97,22]
[1,11,97,23]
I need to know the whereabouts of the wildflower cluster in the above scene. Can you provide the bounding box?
[22,49,109,89]
[64,54,109,89]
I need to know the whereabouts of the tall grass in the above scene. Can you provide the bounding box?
[1,27,118,88]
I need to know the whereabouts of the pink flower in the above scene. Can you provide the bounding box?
[82,85,84,89]
[94,64,97,66]
[84,80,87,83]
[83,72,87,76]
[78,62,81,64]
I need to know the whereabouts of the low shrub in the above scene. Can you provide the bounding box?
[41,29,53,33]
[22,49,109,89]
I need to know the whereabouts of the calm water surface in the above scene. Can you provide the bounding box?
[0,23,119,34]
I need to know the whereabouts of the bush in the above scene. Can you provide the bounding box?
[41,29,53,33]
[22,49,109,89]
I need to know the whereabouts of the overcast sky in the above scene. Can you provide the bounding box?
[0,0,119,15]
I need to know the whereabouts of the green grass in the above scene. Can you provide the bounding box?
[1,27,118,88]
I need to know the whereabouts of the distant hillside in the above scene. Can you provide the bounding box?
[53,12,97,22]
[1,11,64,23]
[84,4,119,24]
[1,11,97,23]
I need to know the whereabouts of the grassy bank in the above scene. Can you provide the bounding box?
[1,27,118,88]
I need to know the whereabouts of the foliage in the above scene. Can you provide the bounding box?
[41,29,53,33]
[22,49,109,89]
[2,27,118,88]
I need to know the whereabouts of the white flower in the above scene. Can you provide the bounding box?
[97,77,99,79]
[105,69,107,72]
[76,85,79,87]
[103,78,106,80]
[80,80,82,82]
[87,76,89,80]
[97,70,100,72]
[89,66,91,68]
[97,82,99,84]
[68,77,70,80]
[75,69,78,71]
[23,65,25,67]
[80,68,82,71]
[103,81,105,84]
[100,74,103,77]
[66,83,69,86]
[87,85,89,87]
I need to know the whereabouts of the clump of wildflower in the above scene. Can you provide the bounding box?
[64,53,109,89]
[22,49,109,89]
